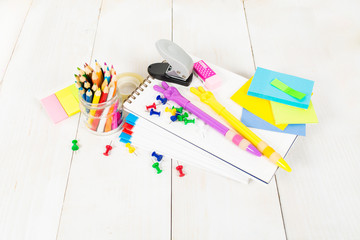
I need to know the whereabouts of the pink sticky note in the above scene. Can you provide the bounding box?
[41,94,68,123]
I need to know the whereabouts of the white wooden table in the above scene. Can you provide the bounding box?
[1,0,359,239]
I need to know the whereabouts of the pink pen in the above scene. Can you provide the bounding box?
[154,81,261,157]
[193,60,222,90]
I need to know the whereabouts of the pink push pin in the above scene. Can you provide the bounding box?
[146,103,157,111]
[103,141,113,156]
[176,163,185,177]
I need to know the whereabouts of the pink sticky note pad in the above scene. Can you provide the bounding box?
[41,94,68,123]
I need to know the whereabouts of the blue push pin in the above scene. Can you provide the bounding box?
[152,151,163,162]
[156,95,167,105]
[170,113,180,122]
[150,109,161,116]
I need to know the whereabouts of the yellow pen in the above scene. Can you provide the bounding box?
[190,86,291,172]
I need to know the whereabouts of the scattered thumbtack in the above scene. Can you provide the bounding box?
[125,143,137,155]
[170,114,179,122]
[165,107,177,116]
[152,162,162,174]
[181,112,189,118]
[72,140,79,151]
[152,151,163,162]
[156,95,167,105]
[146,102,157,111]
[103,141,113,156]
[150,109,161,116]
[184,118,195,125]
[177,115,185,121]
[172,106,183,113]
[176,164,185,177]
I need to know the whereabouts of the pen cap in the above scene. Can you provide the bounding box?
[155,39,193,80]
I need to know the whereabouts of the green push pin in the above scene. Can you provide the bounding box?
[152,162,162,174]
[172,106,183,113]
[177,115,184,121]
[72,140,79,151]
[184,118,195,125]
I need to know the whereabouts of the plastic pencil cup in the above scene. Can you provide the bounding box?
[79,88,124,135]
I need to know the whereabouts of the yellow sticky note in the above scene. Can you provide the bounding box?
[55,84,80,116]
[271,100,318,124]
[230,77,288,130]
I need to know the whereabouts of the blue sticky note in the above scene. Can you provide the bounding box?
[241,109,306,136]
[120,132,132,141]
[247,67,314,109]
[120,138,131,144]
[125,113,139,125]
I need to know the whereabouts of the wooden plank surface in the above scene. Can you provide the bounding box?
[244,0,360,239]
[1,0,359,239]
[56,0,172,239]
[0,0,102,239]
[0,0,32,81]
[172,0,286,239]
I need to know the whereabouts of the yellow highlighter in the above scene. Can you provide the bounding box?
[190,86,291,172]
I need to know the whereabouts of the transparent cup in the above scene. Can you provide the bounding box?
[79,88,124,135]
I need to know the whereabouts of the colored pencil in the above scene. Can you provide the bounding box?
[91,85,109,130]
[79,87,85,100]
[84,81,91,91]
[88,88,102,125]
[85,89,93,103]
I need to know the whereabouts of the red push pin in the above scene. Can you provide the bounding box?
[176,163,185,177]
[103,141,113,156]
[146,102,157,111]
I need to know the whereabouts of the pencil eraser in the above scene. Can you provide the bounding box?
[193,60,222,90]
[41,94,68,123]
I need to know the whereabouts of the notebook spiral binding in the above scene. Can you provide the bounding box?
[125,76,152,104]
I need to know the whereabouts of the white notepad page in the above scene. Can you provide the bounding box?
[124,63,297,183]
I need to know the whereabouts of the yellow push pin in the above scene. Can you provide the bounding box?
[125,143,137,155]
[165,107,177,116]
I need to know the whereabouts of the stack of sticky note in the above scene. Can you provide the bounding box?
[231,67,318,136]
[41,84,80,123]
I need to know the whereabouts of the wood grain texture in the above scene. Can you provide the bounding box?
[0,0,102,239]
[56,0,173,239]
[172,0,286,239]
[0,0,32,82]
[244,0,360,239]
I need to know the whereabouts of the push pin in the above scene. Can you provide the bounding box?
[176,164,185,177]
[170,114,179,122]
[181,112,189,118]
[72,140,79,151]
[165,107,177,116]
[103,141,113,156]
[177,112,189,121]
[152,151,163,162]
[150,109,161,116]
[184,118,195,125]
[156,95,167,105]
[146,103,157,111]
[172,106,183,113]
[177,115,185,121]
[125,143,137,155]
[152,162,162,174]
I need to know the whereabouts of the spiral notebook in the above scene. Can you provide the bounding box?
[123,62,297,184]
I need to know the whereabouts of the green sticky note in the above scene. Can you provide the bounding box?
[271,78,306,100]
[271,100,318,124]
